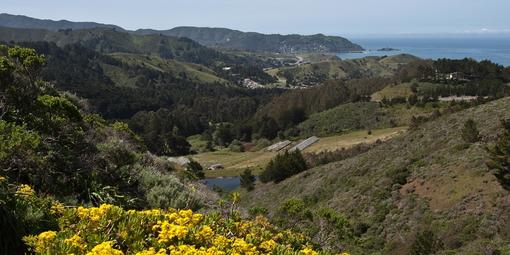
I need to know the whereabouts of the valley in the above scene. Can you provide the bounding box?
[1,10,510,255]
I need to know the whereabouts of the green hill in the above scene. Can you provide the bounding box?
[136,26,364,53]
[105,53,230,86]
[0,13,124,31]
[270,54,421,86]
[242,97,510,254]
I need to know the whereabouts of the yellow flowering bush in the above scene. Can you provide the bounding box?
[24,204,339,255]
[16,184,35,196]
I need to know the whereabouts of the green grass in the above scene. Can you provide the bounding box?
[297,101,449,138]
[107,53,230,86]
[193,127,406,178]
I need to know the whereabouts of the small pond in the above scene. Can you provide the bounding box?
[202,176,258,192]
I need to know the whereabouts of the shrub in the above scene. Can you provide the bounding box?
[138,168,201,210]
[186,159,205,179]
[240,168,256,191]
[229,139,244,152]
[487,119,510,190]
[0,178,59,254]
[23,205,326,255]
[461,119,480,143]
[260,150,308,183]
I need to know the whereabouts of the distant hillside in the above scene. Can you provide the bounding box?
[242,97,510,254]
[0,14,363,54]
[271,54,421,86]
[0,26,237,66]
[135,26,364,53]
[0,13,123,31]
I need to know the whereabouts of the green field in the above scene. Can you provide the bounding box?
[194,127,407,177]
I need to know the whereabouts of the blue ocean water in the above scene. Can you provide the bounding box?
[337,37,510,67]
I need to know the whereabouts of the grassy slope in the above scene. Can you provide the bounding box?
[104,53,230,87]
[242,97,510,254]
[371,81,446,101]
[194,127,405,178]
[297,102,439,137]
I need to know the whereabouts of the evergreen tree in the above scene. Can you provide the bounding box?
[461,119,480,143]
[487,119,510,190]
[186,159,204,179]
[240,168,256,191]
[260,150,308,183]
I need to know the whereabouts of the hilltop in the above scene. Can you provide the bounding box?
[0,13,363,54]
[136,26,364,53]
[0,13,123,31]
[242,97,510,254]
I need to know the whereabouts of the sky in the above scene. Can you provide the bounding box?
[2,0,510,36]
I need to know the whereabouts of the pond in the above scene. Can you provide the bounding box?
[202,177,241,192]
[202,176,259,192]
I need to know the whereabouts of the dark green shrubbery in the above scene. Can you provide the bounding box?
[240,168,256,191]
[260,150,308,183]
[461,119,480,143]
[487,119,510,190]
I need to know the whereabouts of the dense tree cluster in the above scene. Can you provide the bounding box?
[260,150,308,183]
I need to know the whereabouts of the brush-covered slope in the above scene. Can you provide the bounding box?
[136,26,364,53]
[0,13,124,31]
[243,97,510,254]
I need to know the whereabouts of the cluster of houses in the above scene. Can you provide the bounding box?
[241,78,264,89]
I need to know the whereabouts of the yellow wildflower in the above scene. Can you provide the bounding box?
[64,234,85,250]
[196,225,214,241]
[157,221,189,243]
[135,248,167,255]
[50,201,65,215]
[0,175,6,183]
[300,247,318,255]
[86,241,123,255]
[260,239,277,252]
[16,184,35,196]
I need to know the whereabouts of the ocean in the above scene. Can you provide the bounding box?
[337,37,510,67]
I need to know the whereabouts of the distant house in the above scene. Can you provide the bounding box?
[222,66,232,71]
[208,164,224,170]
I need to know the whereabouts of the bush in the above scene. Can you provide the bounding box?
[260,150,308,183]
[461,119,480,143]
[0,178,59,255]
[23,205,325,255]
[240,169,256,191]
[186,159,205,179]
[228,139,244,152]
[138,168,201,210]
[487,119,510,190]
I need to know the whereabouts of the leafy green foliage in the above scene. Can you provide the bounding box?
[0,179,59,255]
[260,150,308,183]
